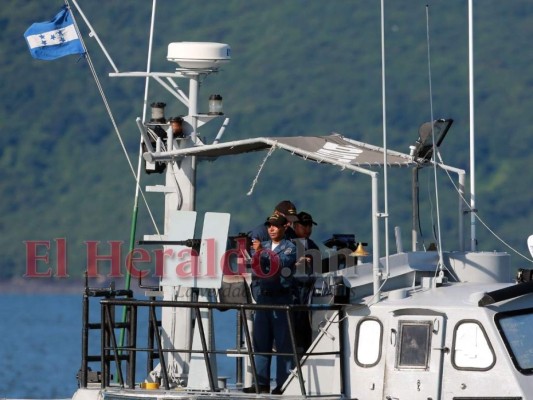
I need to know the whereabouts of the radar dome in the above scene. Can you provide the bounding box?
[167,42,231,69]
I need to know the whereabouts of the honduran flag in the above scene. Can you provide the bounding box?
[24,6,84,60]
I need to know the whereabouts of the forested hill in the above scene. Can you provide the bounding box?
[1,0,532,283]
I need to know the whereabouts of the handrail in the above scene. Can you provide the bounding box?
[94,297,344,397]
[79,284,134,388]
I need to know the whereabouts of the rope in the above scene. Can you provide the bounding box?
[169,162,184,210]
[435,150,533,263]
[86,56,161,236]
[247,144,276,195]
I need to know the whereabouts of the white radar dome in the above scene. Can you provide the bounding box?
[167,42,231,69]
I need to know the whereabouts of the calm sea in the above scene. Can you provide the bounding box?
[0,294,237,399]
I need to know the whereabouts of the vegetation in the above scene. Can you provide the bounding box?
[1,0,532,283]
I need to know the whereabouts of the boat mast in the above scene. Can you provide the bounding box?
[468,0,477,251]
[378,0,389,294]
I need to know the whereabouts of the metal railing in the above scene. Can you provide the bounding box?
[80,293,345,397]
[79,285,135,388]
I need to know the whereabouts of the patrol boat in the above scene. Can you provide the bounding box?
[66,1,533,399]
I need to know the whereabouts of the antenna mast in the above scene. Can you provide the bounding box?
[468,0,477,251]
[376,0,389,298]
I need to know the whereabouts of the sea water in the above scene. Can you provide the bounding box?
[0,294,237,399]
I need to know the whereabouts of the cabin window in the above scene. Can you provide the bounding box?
[396,321,431,369]
[495,308,533,374]
[355,318,382,367]
[452,320,495,370]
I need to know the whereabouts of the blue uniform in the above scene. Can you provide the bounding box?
[290,238,320,353]
[250,239,296,388]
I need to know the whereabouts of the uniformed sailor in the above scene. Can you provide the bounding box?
[292,211,320,353]
[243,213,297,395]
[169,115,184,138]
[293,211,320,252]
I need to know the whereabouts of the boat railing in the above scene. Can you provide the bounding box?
[79,285,136,388]
[79,288,345,397]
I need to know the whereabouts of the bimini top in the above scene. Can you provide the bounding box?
[144,133,420,174]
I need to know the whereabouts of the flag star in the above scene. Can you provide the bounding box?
[41,39,47,46]
[39,34,45,39]
[50,34,56,40]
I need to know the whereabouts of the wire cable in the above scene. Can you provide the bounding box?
[66,0,161,237]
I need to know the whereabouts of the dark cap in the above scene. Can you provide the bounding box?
[169,116,183,123]
[297,211,317,226]
[274,200,298,222]
[264,213,288,227]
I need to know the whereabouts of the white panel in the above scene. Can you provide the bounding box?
[160,210,197,287]
[191,212,231,289]
[187,213,230,389]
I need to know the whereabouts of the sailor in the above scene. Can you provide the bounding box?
[292,211,320,354]
[293,210,322,274]
[293,211,320,252]
[247,200,298,244]
[169,115,184,138]
[244,213,297,395]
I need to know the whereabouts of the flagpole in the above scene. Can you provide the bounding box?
[68,0,119,73]
[66,0,161,370]
[63,0,161,275]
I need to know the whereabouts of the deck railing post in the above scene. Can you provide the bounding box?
[105,304,125,387]
[128,305,137,388]
[100,303,107,388]
[81,292,89,388]
[338,309,346,396]
[193,306,217,391]
[150,304,170,390]
[286,305,307,396]
[239,306,260,392]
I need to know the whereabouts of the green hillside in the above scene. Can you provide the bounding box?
[1,0,532,284]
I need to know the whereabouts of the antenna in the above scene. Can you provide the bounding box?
[373,0,388,300]
[468,0,477,251]
[425,5,445,273]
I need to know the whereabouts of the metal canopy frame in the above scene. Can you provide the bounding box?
[144,132,465,297]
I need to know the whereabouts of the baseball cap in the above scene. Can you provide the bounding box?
[169,116,183,123]
[274,200,298,222]
[297,211,317,226]
[264,213,288,227]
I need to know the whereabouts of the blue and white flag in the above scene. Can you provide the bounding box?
[24,6,84,61]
